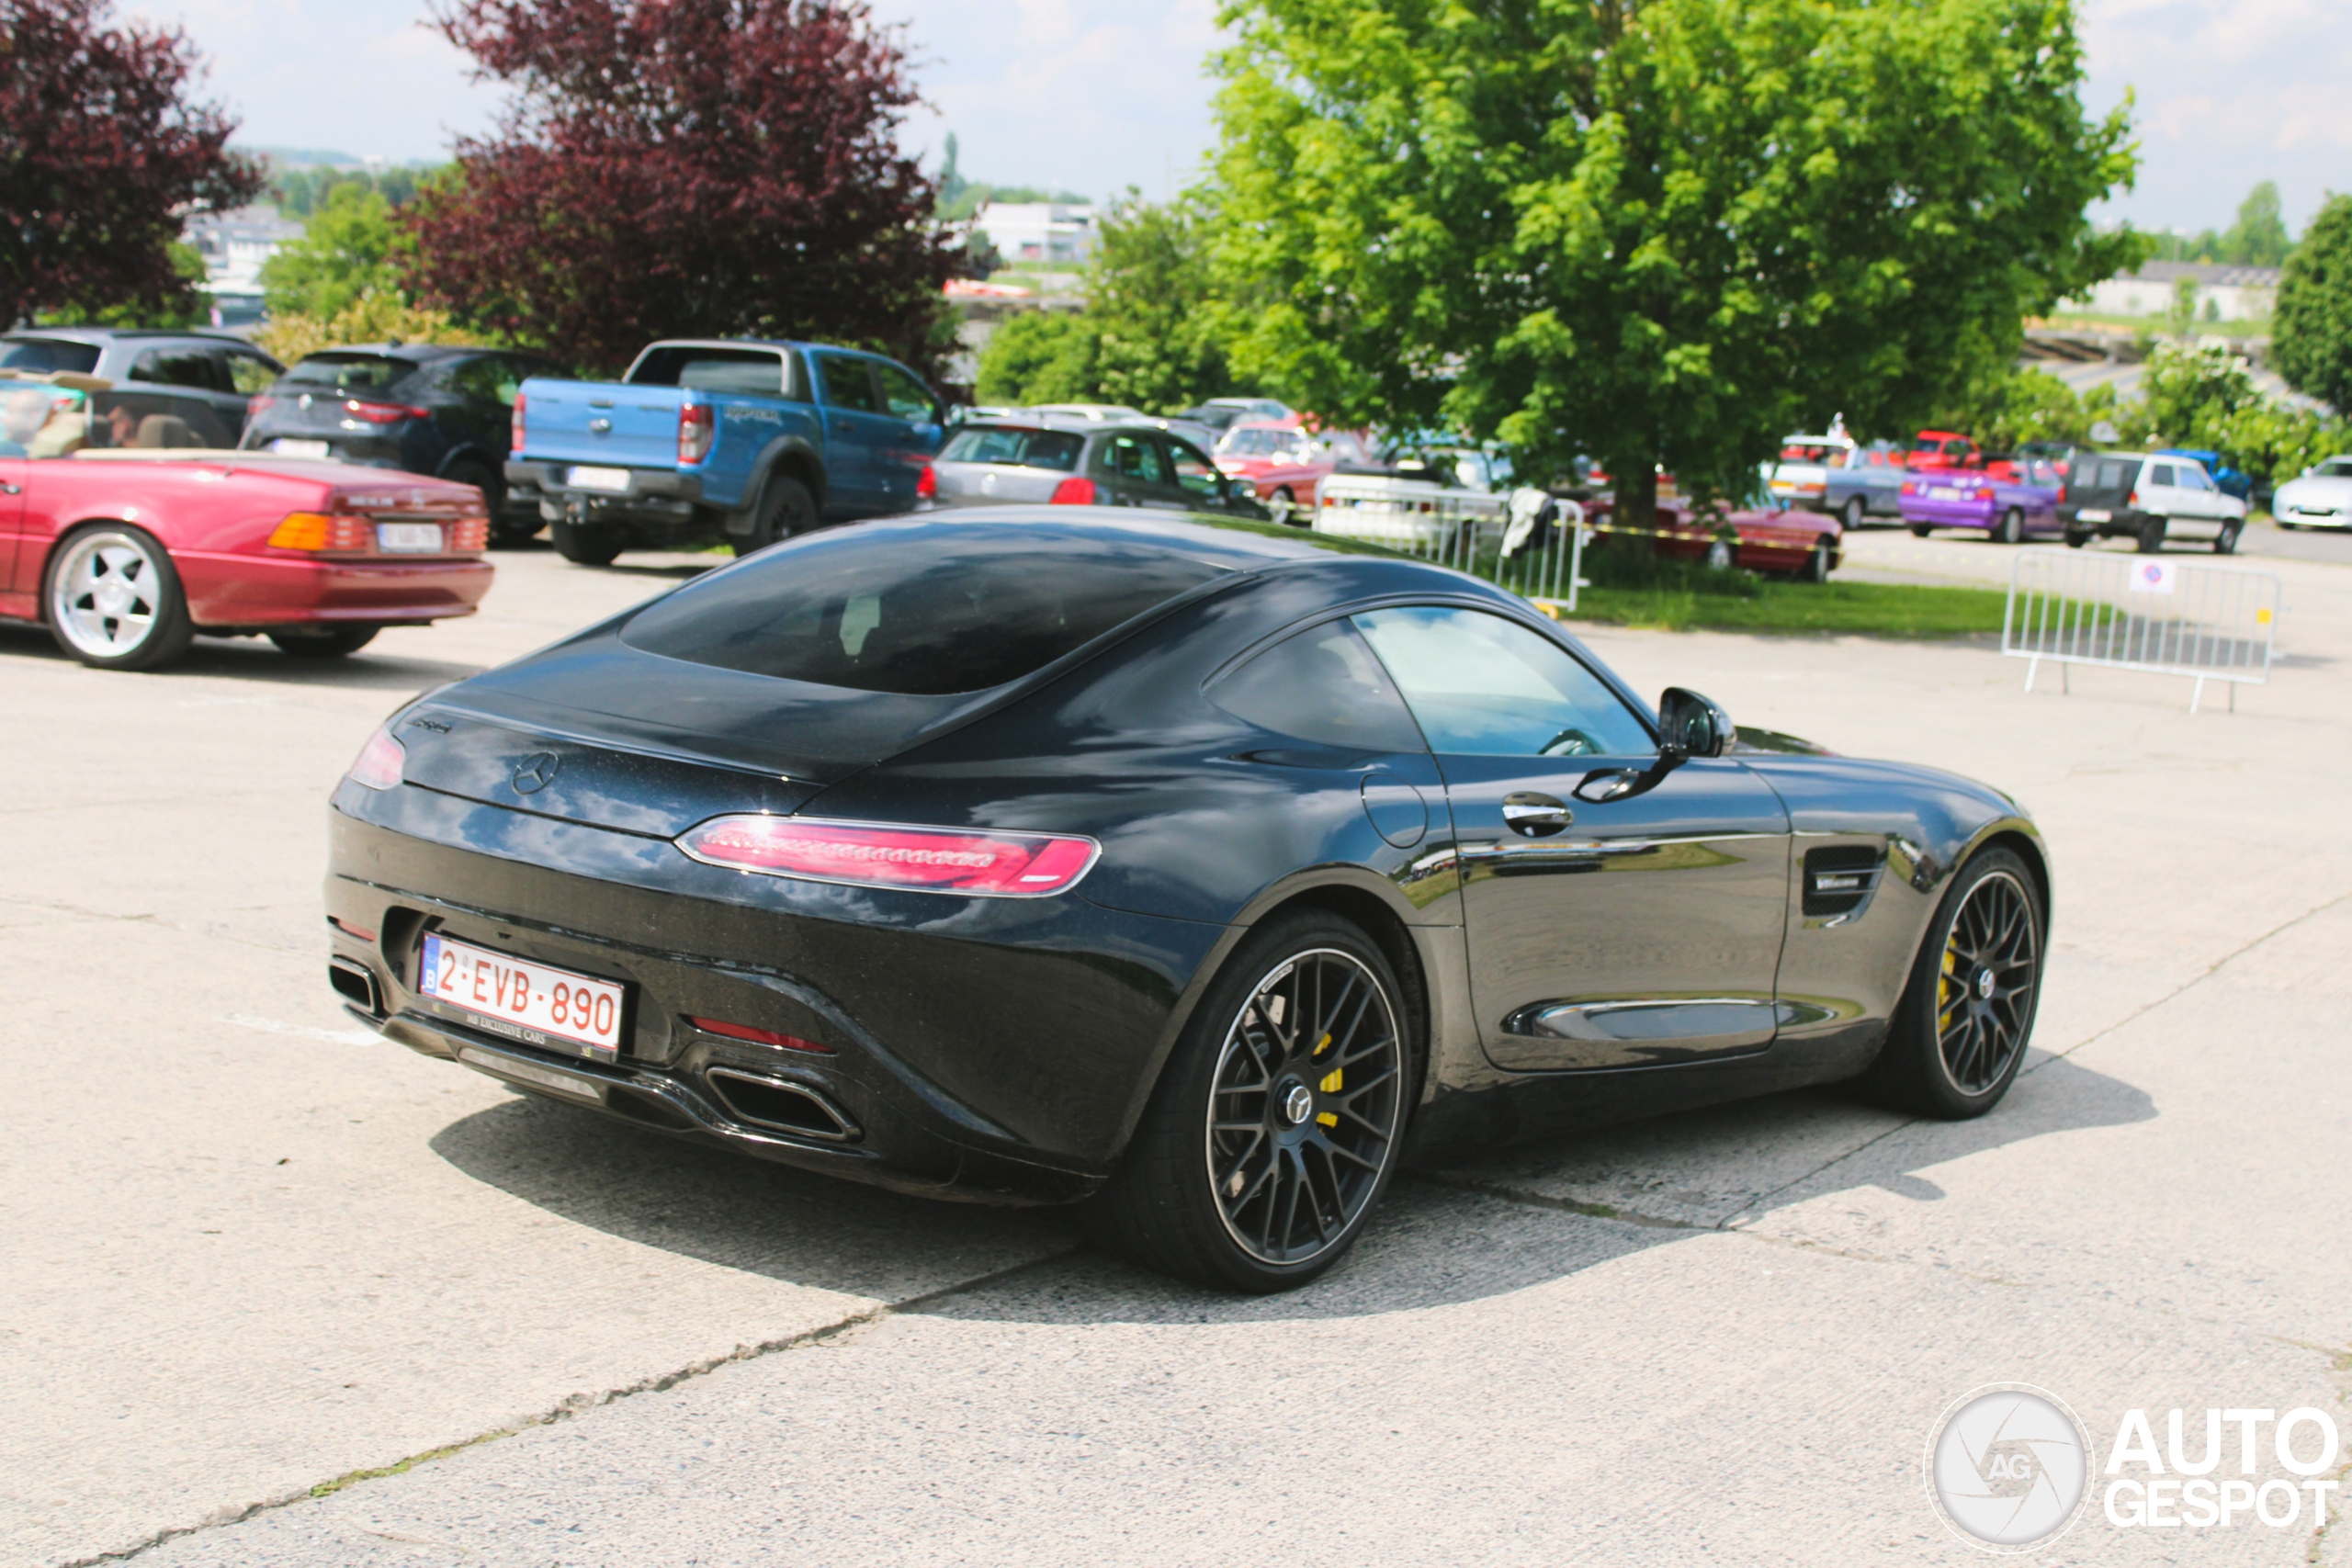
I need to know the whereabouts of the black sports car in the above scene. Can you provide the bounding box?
[326,511,2049,1292]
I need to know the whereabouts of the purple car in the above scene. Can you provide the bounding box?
[1899,457,2064,543]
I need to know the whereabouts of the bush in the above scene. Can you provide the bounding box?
[2275,194,2352,414]
[255,289,492,366]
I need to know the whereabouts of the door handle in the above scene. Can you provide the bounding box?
[1500,792,1572,837]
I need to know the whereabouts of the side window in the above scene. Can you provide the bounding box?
[449,356,526,408]
[874,362,938,423]
[2148,463,2177,487]
[224,352,280,395]
[1207,619,1426,752]
[1352,605,1655,758]
[818,355,882,412]
[1165,438,1223,498]
[131,348,223,391]
[2178,465,2211,491]
[1102,433,1169,485]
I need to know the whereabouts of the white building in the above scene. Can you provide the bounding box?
[2069,261,2280,321]
[184,204,306,326]
[974,201,1098,265]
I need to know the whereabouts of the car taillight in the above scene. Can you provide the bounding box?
[346,726,405,791]
[248,396,276,417]
[678,403,715,464]
[448,517,489,552]
[915,463,936,500]
[1902,481,1916,495]
[1976,486,1994,501]
[268,512,373,552]
[675,816,1101,898]
[511,390,526,454]
[1049,476,1097,504]
[2129,490,2140,507]
[687,1017,832,1054]
[344,400,430,423]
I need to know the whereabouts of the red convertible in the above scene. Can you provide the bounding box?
[0,376,492,671]
[1584,491,1844,581]
[1213,419,1372,525]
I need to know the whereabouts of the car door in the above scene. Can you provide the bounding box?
[2141,461,2186,527]
[1163,434,1243,513]
[1096,430,1177,506]
[871,359,944,513]
[2174,461,2224,527]
[0,452,25,604]
[812,353,893,515]
[1351,604,1792,1072]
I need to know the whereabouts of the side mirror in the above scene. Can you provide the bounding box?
[1657,687,1734,760]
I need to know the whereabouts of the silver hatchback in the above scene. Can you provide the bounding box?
[922,418,1270,520]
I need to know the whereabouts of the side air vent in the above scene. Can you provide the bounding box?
[1803,844,1884,918]
[704,1068,860,1143]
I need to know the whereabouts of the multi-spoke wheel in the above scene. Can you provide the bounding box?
[1083,911,1416,1291]
[44,525,194,671]
[1855,848,2044,1118]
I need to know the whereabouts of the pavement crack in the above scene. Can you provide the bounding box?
[65,1243,1086,1566]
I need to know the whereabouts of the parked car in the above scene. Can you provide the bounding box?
[2155,447,2252,502]
[2270,454,2352,530]
[1584,488,1844,581]
[1903,429,1983,469]
[917,417,1269,519]
[1022,402,1221,453]
[0,374,492,671]
[2059,451,2248,553]
[242,344,561,545]
[1898,457,2064,543]
[1215,420,1374,524]
[1173,397,1293,436]
[506,338,946,565]
[325,508,2047,1291]
[1770,434,1906,529]
[0,326,282,446]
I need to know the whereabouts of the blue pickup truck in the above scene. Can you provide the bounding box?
[504,338,945,564]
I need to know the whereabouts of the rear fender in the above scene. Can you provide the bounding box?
[729,433,829,533]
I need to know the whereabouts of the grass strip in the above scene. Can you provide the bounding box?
[1555,580,2011,637]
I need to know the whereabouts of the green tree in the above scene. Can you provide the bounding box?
[1203,0,2142,513]
[2274,193,2352,413]
[974,310,1100,403]
[45,241,209,327]
[2220,181,2290,267]
[261,182,402,319]
[1087,195,1236,410]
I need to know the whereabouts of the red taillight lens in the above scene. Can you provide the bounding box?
[915,463,936,500]
[346,726,405,791]
[1048,476,1096,504]
[1901,481,1916,495]
[249,395,276,417]
[511,390,526,454]
[687,1017,832,1054]
[447,517,489,553]
[678,403,716,464]
[344,400,429,423]
[1976,487,1995,501]
[676,816,1100,898]
[2129,491,2140,507]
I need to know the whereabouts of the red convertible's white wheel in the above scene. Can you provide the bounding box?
[45,525,195,671]
[1704,538,1734,570]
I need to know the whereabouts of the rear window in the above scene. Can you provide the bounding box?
[2075,457,2138,492]
[283,354,419,394]
[0,338,101,375]
[627,345,796,398]
[1218,427,1295,457]
[939,425,1085,472]
[2314,458,2352,479]
[621,527,1229,694]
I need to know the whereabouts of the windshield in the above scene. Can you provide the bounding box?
[621,526,1229,694]
[0,339,102,375]
[282,355,420,395]
[1216,427,1296,458]
[938,425,1085,472]
[628,345,794,396]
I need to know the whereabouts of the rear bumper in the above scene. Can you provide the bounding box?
[1900,498,1996,529]
[505,459,707,533]
[179,552,493,627]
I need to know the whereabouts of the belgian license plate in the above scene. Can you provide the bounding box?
[2076,509,2111,523]
[1930,486,1962,500]
[271,438,331,458]
[376,522,444,553]
[418,932,626,1055]
[569,466,631,492]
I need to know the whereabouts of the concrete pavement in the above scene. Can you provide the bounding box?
[4,534,2346,1566]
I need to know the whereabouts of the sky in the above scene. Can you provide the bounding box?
[125,0,2351,239]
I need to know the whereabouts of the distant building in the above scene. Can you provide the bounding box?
[974,201,1098,265]
[184,205,306,326]
[2070,261,2280,321]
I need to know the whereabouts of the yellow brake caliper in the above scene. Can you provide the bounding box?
[1315,1032,1340,1125]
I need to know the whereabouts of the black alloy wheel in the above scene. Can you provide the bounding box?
[550,518,625,566]
[268,625,379,659]
[2064,528,2090,549]
[2213,519,2243,555]
[1083,911,1415,1292]
[2137,516,2167,554]
[1854,848,2043,1119]
[1995,507,2024,545]
[734,476,818,555]
[1842,495,1866,532]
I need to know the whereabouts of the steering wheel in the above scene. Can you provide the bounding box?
[1539,728,1602,758]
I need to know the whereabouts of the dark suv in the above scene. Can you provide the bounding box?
[0,326,282,445]
[241,343,561,542]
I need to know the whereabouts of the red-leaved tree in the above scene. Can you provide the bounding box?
[0,0,261,328]
[404,0,956,375]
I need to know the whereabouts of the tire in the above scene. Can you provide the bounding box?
[1852,848,2044,1120]
[1841,496,1866,533]
[732,476,818,556]
[1908,524,1932,539]
[1268,487,1298,527]
[2063,528,2089,549]
[2136,516,2166,554]
[1994,507,2024,545]
[549,518,625,566]
[2212,519,2243,555]
[1080,910,1417,1292]
[444,460,504,522]
[1704,538,1735,570]
[1797,536,1832,582]
[268,625,379,659]
[44,525,196,671]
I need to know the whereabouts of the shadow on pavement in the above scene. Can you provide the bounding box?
[0,621,485,691]
[426,1048,2152,1322]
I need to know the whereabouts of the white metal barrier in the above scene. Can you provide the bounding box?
[1311,476,1591,604]
[2002,548,2281,712]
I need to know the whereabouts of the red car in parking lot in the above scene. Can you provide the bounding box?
[0,378,493,670]
[1212,419,1371,525]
